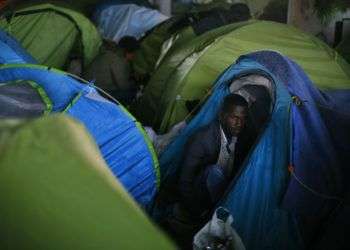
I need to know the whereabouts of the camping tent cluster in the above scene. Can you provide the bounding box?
[132,20,350,132]
[1,1,350,249]
[0,0,174,208]
[93,0,169,42]
[0,115,174,250]
[0,63,160,207]
[0,1,176,249]
[131,3,350,249]
[158,50,350,250]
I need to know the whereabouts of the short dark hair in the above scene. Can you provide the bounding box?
[220,93,248,114]
[118,36,140,52]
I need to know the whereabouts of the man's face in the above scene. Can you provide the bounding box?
[221,105,247,136]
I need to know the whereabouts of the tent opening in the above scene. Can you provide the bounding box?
[220,73,275,198]
[230,73,274,137]
[155,72,276,248]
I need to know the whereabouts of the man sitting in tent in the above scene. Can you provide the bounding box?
[83,36,140,105]
[177,94,249,220]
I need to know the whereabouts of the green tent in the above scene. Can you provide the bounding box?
[133,20,350,132]
[133,3,244,78]
[0,2,102,69]
[133,1,277,81]
[133,16,182,78]
[0,115,175,250]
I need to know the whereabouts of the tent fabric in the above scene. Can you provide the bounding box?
[159,52,301,250]
[133,1,248,78]
[0,28,36,64]
[246,51,350,215]
[159,51,350,250]
[133,4,248,79]
[133,16,183,77]
[0,64,159,208]
[0,115,174,250]
[0,3,102,69]
[0,80,48,118]
[93,3,169,42]
[133,20,350,133]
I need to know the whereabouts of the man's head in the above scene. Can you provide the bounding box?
[118,36,140,61]
[219,93,248,137]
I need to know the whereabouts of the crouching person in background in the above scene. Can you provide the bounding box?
[83,36,140,106]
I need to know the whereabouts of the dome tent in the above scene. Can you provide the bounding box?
[133,20,350,132]
[0,64,159,208]
[133,2,251,79]
[0,28,36,64]
[158,51,350,250]
[0,2,102,70]
[0,115,174,250]
[133,15,186,78]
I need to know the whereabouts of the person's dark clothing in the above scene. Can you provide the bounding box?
[192,164,230,212]
[83,41,136,105]
[179,120,250,216]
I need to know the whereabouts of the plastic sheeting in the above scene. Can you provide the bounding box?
[93,3,169,42]
[0,64,159,208]
[0,29,36,64]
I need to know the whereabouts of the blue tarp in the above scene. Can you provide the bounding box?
[0,29,36,64]
[93,2,169,42]
[160,51,350,249]
[0,65,159,208]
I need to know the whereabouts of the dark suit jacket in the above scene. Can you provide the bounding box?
[178,119,253,214]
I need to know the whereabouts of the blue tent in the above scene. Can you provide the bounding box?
[0,64,159,208]
[159,51,350,249]
[0,29,36,64]
[93,0,168,42]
